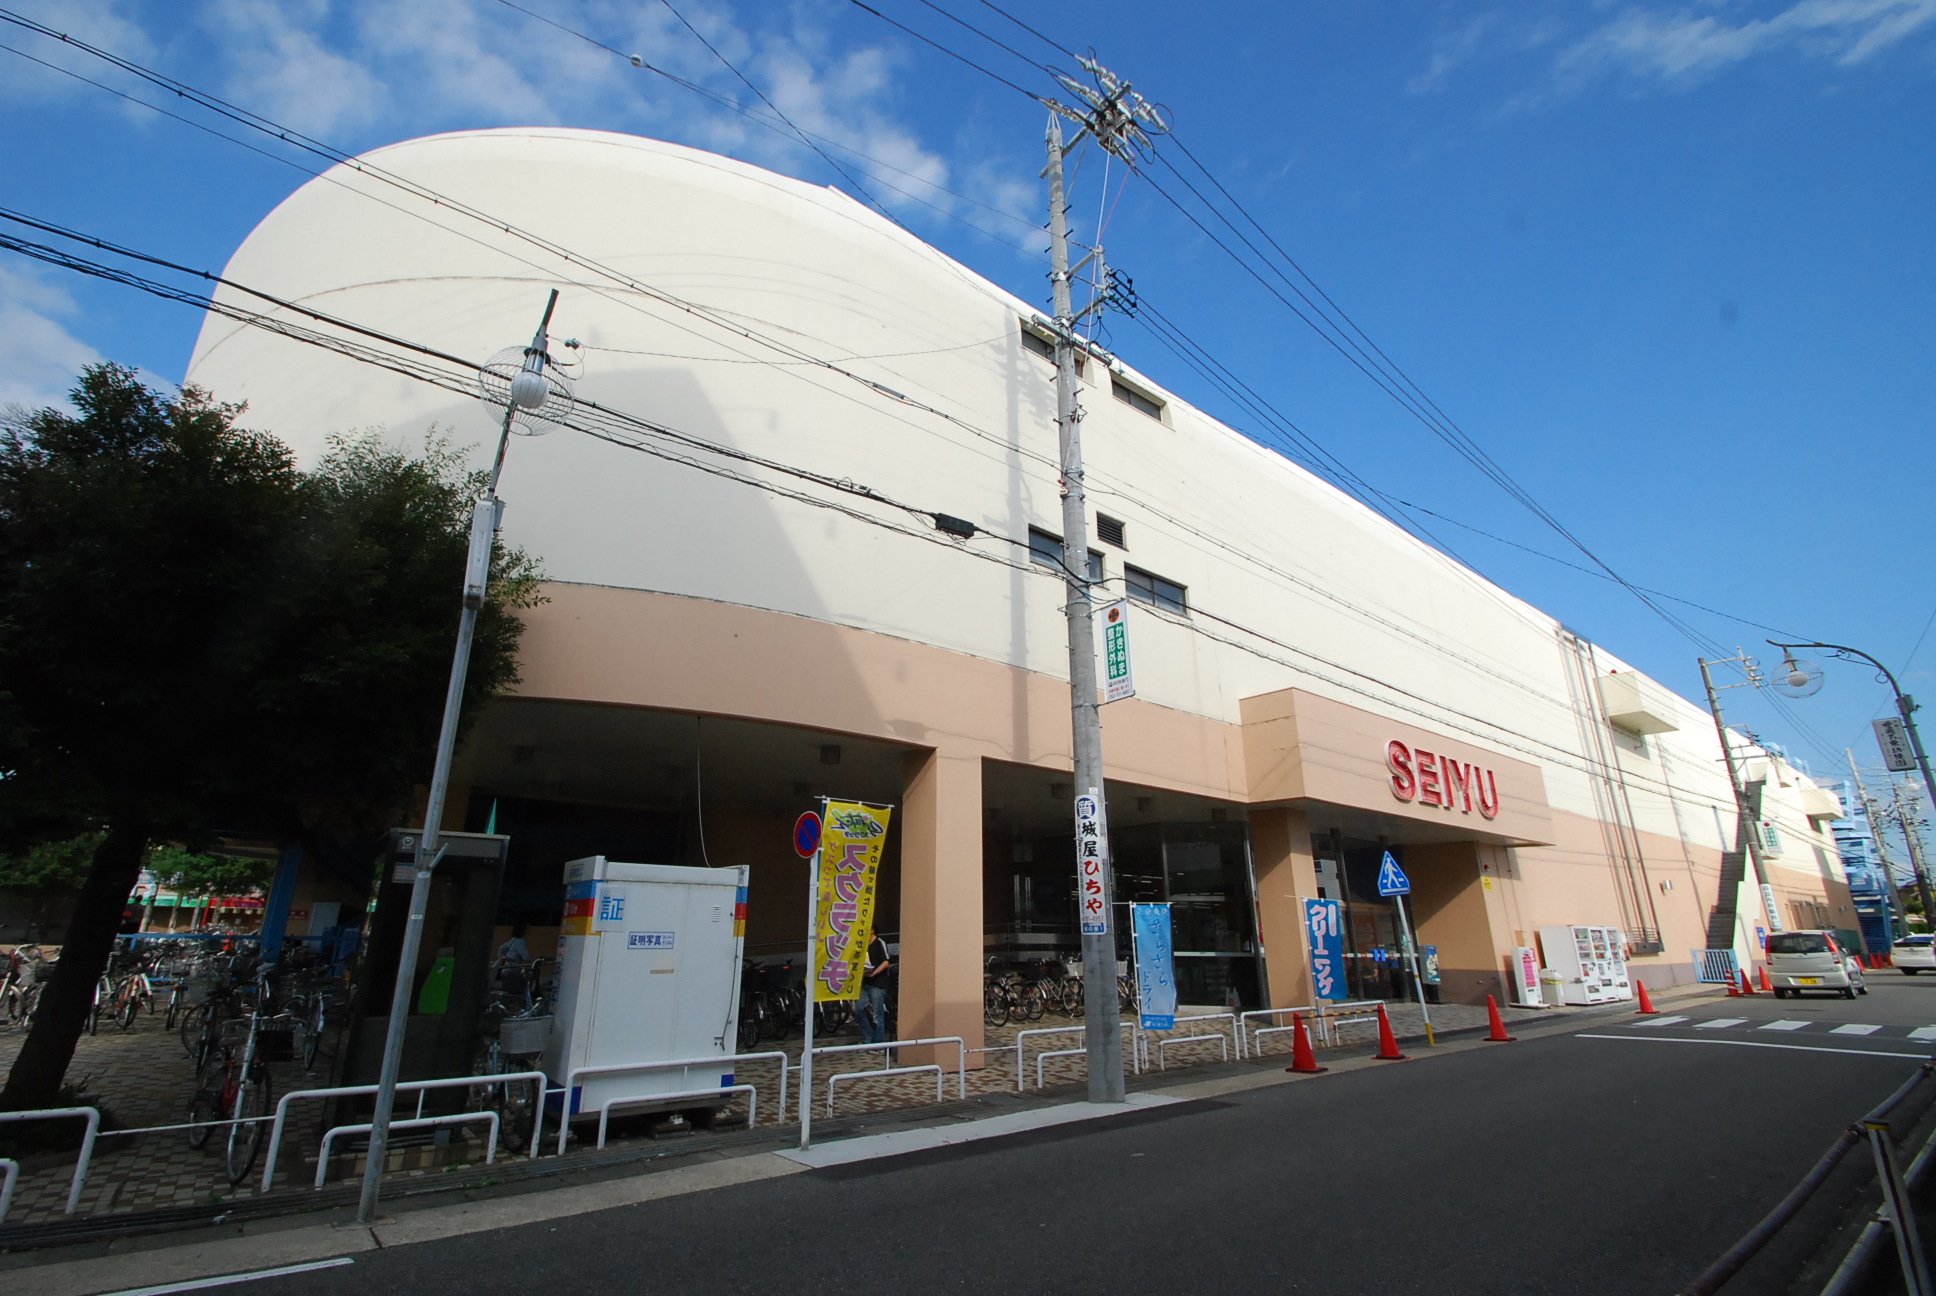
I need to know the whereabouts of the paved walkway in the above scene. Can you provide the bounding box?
[0,993,1574,1229]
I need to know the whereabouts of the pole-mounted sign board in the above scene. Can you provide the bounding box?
[1100,600,1135,703]
[1075,789,1109,935]
[1376,851,1411,897]
[1304,898,1345,1001]
[1876,718,1917,773]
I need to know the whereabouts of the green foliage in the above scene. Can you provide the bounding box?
[0,833,101,892]
[145,845,275,898]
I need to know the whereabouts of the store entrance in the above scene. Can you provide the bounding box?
[1312,835,1428,1003]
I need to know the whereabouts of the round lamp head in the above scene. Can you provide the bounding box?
[1772,654,1826,699]
[509,367,550,411]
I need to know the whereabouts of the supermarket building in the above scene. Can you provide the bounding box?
[183,128,1855,1057]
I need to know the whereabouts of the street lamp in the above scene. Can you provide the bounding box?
[1766,638,1936,924]
[356,291,572,1225]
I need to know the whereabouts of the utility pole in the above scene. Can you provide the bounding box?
[1847,749,1911,938]
[1040,58,1164,1104]
[1892,784,1936,927]
[358,291,562,1225]
[1697,655,1783,943]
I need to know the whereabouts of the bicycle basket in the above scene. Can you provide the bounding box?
[500,1014,553,1055]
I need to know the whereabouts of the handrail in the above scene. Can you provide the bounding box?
[262,1070,546,1192]
[1677,1059,1935,1295]
[596,1086,758,1147]
[315,1112,497,1190]
[557,1051,789,1155]
[0,1106,98,1214]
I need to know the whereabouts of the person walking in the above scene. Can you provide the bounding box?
[858,930,892,1044]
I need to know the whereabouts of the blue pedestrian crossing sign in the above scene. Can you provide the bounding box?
[1376,852,1411,897]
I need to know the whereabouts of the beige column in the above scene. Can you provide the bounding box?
[898,748,985,1068]
[1409,842,1513,1006]
[1250,807,1318,1007]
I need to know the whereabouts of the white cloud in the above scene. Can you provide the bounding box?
[0,0,157,107]
[0,263,103,412]
[203,0,388,134]
[1559,0,1936,82]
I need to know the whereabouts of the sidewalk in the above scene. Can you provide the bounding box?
[0,984,1708,1241]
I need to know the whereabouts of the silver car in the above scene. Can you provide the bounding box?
[1767,930,1868,999]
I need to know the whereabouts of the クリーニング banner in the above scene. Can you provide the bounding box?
[812,800,893,1001]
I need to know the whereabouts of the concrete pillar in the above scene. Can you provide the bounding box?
[1409,842,1513,1006]
[1250,807,1318,1007]
[898,748,985,1067]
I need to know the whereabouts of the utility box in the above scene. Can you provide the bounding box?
[1538,925,1633,1005]
[544,857,749,1119]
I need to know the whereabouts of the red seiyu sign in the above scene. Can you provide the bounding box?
[1387,739,1500,820]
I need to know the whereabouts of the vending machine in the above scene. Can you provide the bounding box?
[543,857,749,1119]
[1537,925,1633,1005]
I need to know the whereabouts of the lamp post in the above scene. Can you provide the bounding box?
[1768,639,1936,923]
[356,291,565,1225]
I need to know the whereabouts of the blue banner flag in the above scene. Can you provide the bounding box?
[1131,903,1177,1030]
[1305,898,1345,1001]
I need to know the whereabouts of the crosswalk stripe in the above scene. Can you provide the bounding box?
[1830,1024,1882,1036]
[1758,1020,1810,1031]
[1909,1026,1936,1042]
[1695,1018,1748,1029]
[1629,1015,1689,1028]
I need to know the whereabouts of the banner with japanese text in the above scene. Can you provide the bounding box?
[1131,903,1176,1030]
[1304,898,1345,1002]
[811,800,893,1001]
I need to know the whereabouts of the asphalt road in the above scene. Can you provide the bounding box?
[208,979,1936,1295]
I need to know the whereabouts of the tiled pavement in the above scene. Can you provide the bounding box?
[0,995,1546,1229]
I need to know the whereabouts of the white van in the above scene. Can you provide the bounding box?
[1767,930,1868,999]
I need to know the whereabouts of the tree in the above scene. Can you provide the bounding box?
[145,845,275,902]
[0,367,536,1110]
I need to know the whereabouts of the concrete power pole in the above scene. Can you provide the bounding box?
[1697,656,1783,941]
[1847,748,1911,937]
[1041,58,1165,1103]
[1892,784,1936,927]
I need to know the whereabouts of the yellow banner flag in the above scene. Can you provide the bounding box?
[811,800,892,1002]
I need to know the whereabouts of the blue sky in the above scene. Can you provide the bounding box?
[2,0,1932,799]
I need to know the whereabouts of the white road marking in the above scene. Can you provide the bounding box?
[1629,1015,1690,1028]
[1577,1034,1927,1060]
[1694,1018,1749,1029]
[98,1258,355,1296]
[777,1093,1182,1168]
[1758,1020,1810,1031]
[1830,1024,1882,1036]
[1909,1026,1936,1042]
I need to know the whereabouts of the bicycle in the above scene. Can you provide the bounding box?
[0,944,49,1030]
[468,958,550,1153]
[186,970,276,1183]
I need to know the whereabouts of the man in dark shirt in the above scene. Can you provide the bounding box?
[857,929,892,1043]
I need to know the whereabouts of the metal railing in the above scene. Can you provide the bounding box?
[0,1107,98,1215]
[1678,1058,1934,1295]
[1239,1005,1318,1055]
[1694,948,1741,984]
[804,1037,965,1120]
[1015,1022,1140,1091]
[557,1051,789,1154]
[0,1157,19,1224]
[598,1086,758,1148]
[1154,1032,1230,1069]
[263,1071,546,1192]
[315,1112,499,1190]
[1135,1012,1241,1066]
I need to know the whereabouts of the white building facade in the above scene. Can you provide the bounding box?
[186,128,1855,1055]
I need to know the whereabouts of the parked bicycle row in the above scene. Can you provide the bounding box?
[983,957,1139,1027]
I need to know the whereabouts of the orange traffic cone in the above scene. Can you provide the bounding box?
[1285,1013,1327,1074]
[1635,980,1659,1014]
[1739,968,1755,996]
[1373,1002,1408,1060]
[1485,994,1515,1042]
[1758,966,1774,993]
